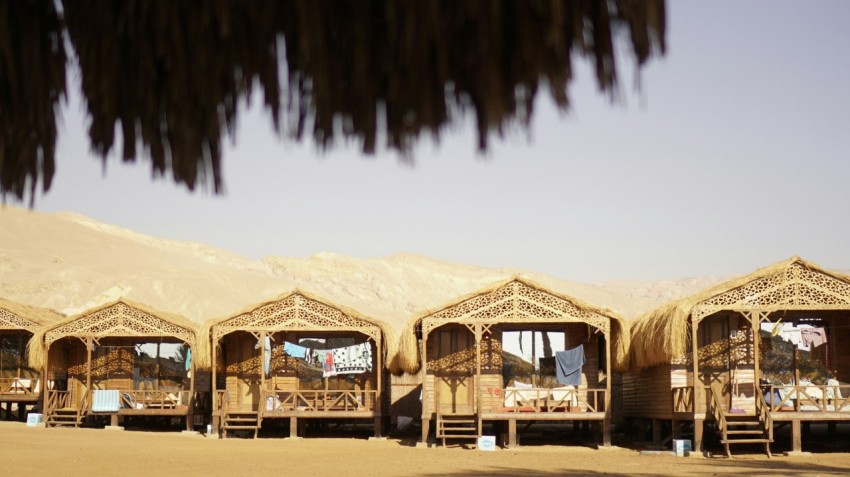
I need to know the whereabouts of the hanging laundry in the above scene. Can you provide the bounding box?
[304,347,314,365]
[264,337,272,377]
[283,341,308,358]
[322,350,336,377]
[800,327,827,348]
[555,345,586,386]
[333,342,373,375]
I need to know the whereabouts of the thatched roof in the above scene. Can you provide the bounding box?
[393,276,630,375]
[0,298,64,332]
[1,1,666,202]
[629,257,850,371]
[203,290,398,371]
[28,298,206,370]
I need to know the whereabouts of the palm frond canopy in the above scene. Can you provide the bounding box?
[1,0,665,202]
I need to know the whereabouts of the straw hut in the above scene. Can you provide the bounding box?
[397,277,628,448]
[0,299,63,420]
[29,299,205,430]
[205,291,394,439]
[1,2,664,202]
[626,257,850,456]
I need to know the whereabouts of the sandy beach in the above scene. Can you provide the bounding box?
[1,421,849,476]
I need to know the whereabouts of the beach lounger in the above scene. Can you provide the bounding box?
[92,390,121,413]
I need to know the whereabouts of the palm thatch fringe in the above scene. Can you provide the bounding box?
[392,276,630,375]
[27,299,207,370]
[0,298,64,331]
[629,256,850,371]
[2,1,665,202]
[202,290,398,373]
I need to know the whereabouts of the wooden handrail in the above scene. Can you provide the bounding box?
[261,389,377,413]
[755,389,773,441]
[672,386,694,413]
[709,386,726,434]
[0,378,39,397]
[497,387,605,413]
[767,384,850,412]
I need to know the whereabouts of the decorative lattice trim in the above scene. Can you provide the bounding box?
[45,302,194,346]
[421,281,611,336]
[0,308,39,332]
[692,262,850,324]
[213,293,381,342]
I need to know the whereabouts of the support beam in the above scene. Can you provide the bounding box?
[652,419,661,445]
[508,419,517,448]
[603,330,612,447]
[211,336,218,434]
[420,328,429,444]
[475,323,482,436]
[290,416,298,438]
[694,419,704,453]
[792,419,802,453]
[86,337,93,409]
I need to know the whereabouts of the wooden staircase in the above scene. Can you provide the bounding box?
[222,410,261,438]
[46,408,85,428]
[436,413,479,447]
[710,387,772,457]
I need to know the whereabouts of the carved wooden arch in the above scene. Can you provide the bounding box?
[212,292,382,342]
[691,261,850,325]
[44,302,195,347]
[0,308,39,332]
[420,280,613,337]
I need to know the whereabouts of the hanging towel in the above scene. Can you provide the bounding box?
[92,389,121,413]
[801,327,827,348]
[322,350,336,377]
[555,345,586,386]
[185,348,192,371]
[283,341,308,359]
[264,337,272,377]
[333,343,373,375]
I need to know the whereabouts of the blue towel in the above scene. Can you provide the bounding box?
[185,348,192,371]
[555,345,586,386]
[92,389,121,413]
[283,341,307,358]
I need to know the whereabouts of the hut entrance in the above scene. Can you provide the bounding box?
[434,328,474,414]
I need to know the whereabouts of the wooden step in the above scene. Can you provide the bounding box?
[727,430,765,435]
[722,438,771,444]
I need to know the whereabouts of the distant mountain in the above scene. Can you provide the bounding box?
[0,207,727,336]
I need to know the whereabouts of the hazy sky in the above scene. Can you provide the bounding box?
[32,1,850,282]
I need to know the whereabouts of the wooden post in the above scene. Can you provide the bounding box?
[374,335,382,438]
[211,335,218,434]
[694,419,704,453]
[290,416,298,438]
[17,334,22,377]
[751,312,762,402]
[259,331,266,393]
[603,330,612,447]
[42,342,50,423]
[690,317,702,452]
[421,329,429,445]
[652,418,661,445]
[791,419,802,453]
[508,419,517,448]
[475,323,482,436]
[187,343,196,432]
[86,337,93,407]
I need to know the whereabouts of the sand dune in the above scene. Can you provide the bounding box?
[0,207,724,333]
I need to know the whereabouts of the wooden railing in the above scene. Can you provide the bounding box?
[709,386,727,435]
[214,390,228,415]
[45,390,73,412]
[0,378,39,397]
[767,384,850,412]
[755,389,773,441]
[496,387,606,413]
[120,390,192,410]
[261,390,378,413]
[672,386,694,413]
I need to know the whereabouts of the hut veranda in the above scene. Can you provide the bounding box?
[626,257,850,456]
[207,291,392,438]
[0,299,62,421]
[29,300,205,430]
[397,278,629,448]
